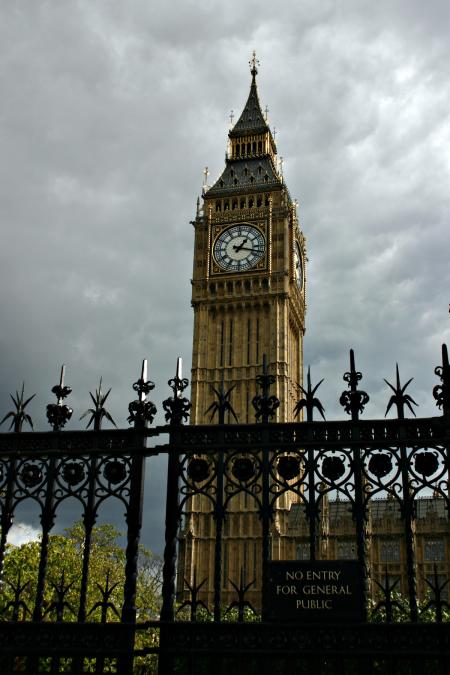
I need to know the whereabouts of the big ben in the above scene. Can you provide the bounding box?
[178,54,307,610]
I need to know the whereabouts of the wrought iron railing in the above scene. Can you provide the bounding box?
[0,345,449,674]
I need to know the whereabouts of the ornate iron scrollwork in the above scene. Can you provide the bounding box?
[277,455,301,481]
[47,365,73,431]
[162,358,191,425]
[433,344,450,416]
[186,457,210,483]
[61,461,86,486]
[339,349,369,419]
[322,455,346,481]
[252,355,280,422]
[368,453,393,478]
[232,456,255,482]
[128,359,157,425]
[414,451,439,477]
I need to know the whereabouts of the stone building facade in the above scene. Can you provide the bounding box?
[289,496,450,602]
[177,58,306,609]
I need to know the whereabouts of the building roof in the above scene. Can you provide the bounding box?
[206,157,281,198]
[229,72,270,138]
[205,60,282,199]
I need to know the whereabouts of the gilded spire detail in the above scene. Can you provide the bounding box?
[249,50,260,80]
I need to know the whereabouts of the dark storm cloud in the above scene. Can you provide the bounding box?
[0,0,448,550]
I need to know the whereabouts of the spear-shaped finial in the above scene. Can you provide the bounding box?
[294,366,325,422]
[80,377,117,431]
[225,566,257,622]
[205,370,238,424]
[0,383,35,433]
[384,364,418,420]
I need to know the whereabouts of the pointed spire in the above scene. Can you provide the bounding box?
[229,52,269,137]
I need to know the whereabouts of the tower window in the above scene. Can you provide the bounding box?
[258,140,262,152]
[230,169,234,177]
[265,195,270,205]
[244,280,251,292]
[249,197,254,208]
[215,201,221,212]
[224,200,229,210]
[236,144,240,156]
[380,541,400,562]
[252,142,257,153]
[220,180,224,187]
[244,167,248,176]
[247,318,251,364]
[209,283,216,294]
[424,539,445,561]
[250,176,254,184]
[247,142,251,154]
[258,166,263,175]
[264,174,269,183]
[297,543,310,561]
[257,196,262,207]
[240,198,246,209]
[232,199,238,209]
[233,178,238,186]
[227,281,233,293]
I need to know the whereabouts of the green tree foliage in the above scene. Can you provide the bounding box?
[0,522,162,623]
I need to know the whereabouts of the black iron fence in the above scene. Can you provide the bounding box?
[0,346,449,674]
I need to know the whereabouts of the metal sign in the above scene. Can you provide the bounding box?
[267,560,364,622]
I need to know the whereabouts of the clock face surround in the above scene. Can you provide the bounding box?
[213,224,266,272]
[294,241,303,289]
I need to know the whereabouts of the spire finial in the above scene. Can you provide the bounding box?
[249,50,259,79]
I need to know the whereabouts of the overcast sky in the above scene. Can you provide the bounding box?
[1,0,449,552]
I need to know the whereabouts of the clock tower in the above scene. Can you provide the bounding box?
[178,55,307,609]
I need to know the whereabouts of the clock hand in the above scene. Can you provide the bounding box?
[234,245,262,253]
[233,238,247,252]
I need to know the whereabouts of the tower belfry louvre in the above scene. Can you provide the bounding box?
[177,55,307,608]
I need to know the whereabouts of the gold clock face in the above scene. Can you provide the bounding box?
[213,224,266,272]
